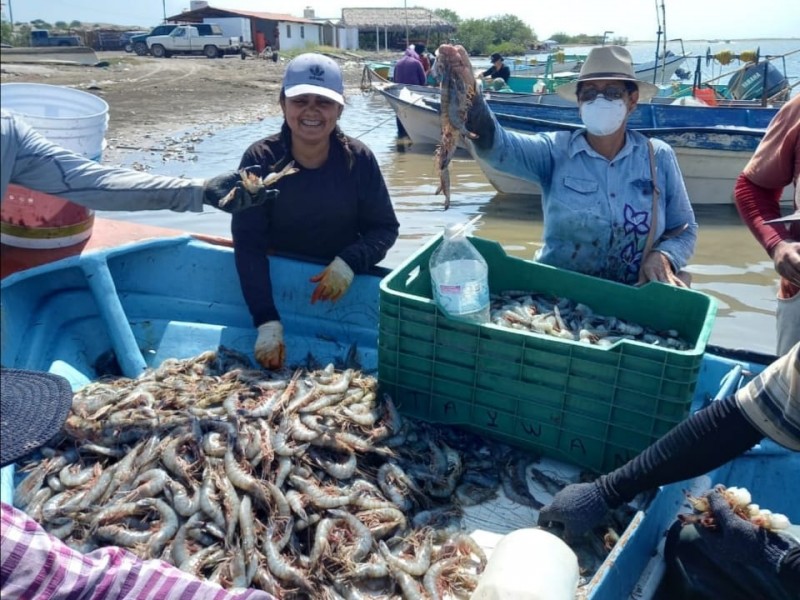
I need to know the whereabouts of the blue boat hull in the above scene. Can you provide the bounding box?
[1,235,793,599]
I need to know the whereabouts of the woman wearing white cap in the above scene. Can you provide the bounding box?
[464,45,697,288]
[734,94,800,355]
[231,53,400,370]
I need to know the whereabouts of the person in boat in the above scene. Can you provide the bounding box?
[392,46,427,137]
[0,368,277,600]
[465,45,697,286]
[231,53,400,371]
[0,109,274,215]
[734,94,800,355]
[539,342,800,599]
[481,52,511,85]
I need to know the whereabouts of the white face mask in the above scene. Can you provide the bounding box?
[579,98,628,136]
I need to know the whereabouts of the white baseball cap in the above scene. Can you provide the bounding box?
[282,53,344,106]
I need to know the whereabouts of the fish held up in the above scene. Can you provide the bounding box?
[434,44,480,210]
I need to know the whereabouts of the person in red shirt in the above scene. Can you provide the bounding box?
[734,94,800,355]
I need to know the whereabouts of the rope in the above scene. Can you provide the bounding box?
[354,114,397,139]
[739,50,758,64]
[714,50,733,66]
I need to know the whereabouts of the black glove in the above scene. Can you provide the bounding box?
[537,481,611,541]
[465,89,496,150]
[695,488,794,571]
[203,167,278,213]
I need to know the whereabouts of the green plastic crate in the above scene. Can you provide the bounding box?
[378,234,717,473]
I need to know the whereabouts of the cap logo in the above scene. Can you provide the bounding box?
[309,65,325,82]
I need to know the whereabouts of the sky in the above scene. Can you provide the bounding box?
[4,0,799,41]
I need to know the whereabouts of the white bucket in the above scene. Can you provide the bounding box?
[0,83,108,159]
[1,83,109,249]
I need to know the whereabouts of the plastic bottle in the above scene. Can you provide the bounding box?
[429,223,490,325]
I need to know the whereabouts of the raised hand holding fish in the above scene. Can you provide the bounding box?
[434,44,494,210]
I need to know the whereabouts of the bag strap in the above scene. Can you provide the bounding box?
[637,140,660,282]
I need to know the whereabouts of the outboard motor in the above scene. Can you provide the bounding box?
[727,60,789,101]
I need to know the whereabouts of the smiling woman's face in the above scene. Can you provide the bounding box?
[281,93,343,146]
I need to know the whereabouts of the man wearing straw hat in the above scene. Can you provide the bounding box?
[0,368,277,599]
[461,45,697,288]
[1,109,277,215]
[734,94,800,355]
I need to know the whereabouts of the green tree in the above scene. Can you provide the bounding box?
[54,21,68,29]
[69,20,82,28]
[433,8,460,26]
[487,14,534,47]
[0,19,12,45]
[455,18,494,55]
[30,19,51,29]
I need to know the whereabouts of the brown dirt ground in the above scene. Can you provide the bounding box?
[0,50,390,164]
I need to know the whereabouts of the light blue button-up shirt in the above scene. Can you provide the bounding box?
[472,119,697,284]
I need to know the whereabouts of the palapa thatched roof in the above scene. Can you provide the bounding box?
[341,7,455,33]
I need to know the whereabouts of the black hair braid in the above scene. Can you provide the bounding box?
[269,120,294,173]
[334,125,355,172]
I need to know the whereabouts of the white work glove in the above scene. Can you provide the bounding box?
[254,321,285,370]
[309,257,354,304]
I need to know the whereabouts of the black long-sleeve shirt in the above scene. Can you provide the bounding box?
[599,394,800,588]
[481,64,511,82]
[232,133,399,326]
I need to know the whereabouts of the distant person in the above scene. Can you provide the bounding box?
[392,46,427,137]
[734,94,800,355]
[481,53,510,84]
[415,43,431,74]
[1,109,273,215]
[232,53,399,370]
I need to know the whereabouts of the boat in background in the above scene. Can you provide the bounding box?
[0,218,790,600]
[376,82,792,204]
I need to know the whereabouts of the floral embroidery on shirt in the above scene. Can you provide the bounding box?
[619,203,651,282]
[623,204,650,236]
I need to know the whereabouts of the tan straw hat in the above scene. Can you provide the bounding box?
[556,45,660,102]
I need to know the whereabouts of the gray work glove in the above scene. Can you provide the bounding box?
[465,88,496,150]
[696,488,794,571]
[203,167,278,213]
[537,481,611,541]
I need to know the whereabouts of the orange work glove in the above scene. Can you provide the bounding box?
[254,321,285,370]
[309,257,354,304]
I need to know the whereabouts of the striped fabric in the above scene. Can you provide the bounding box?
[735,342,800,451]
[0,502,274,600]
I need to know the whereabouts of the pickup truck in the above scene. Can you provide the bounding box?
[147,24,241,59]
[30,29,82,47]
[130,23,216,56]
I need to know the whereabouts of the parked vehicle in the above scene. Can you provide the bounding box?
[129,23,216,56]
[203,16,252,47]
[121,30,149,53]
[30,29,81,47]
[146,24,241,59]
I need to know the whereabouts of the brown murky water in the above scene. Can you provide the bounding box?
[97,91,783,355]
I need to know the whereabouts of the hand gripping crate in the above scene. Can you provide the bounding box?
[378,234,717,473]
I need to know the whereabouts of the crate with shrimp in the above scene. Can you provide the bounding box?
[378,234,717,473]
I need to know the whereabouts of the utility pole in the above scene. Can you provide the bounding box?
[162,0,167,23]
[404,0,409,48]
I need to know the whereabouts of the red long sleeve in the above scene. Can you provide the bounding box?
[733,172,788,256]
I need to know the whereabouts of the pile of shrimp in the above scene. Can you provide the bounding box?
[14,348,624,598]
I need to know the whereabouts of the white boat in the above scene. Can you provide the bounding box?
[377,83,792,205]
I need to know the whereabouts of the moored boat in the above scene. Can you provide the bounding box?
[376,82,793,204]
[1,219,792,599]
